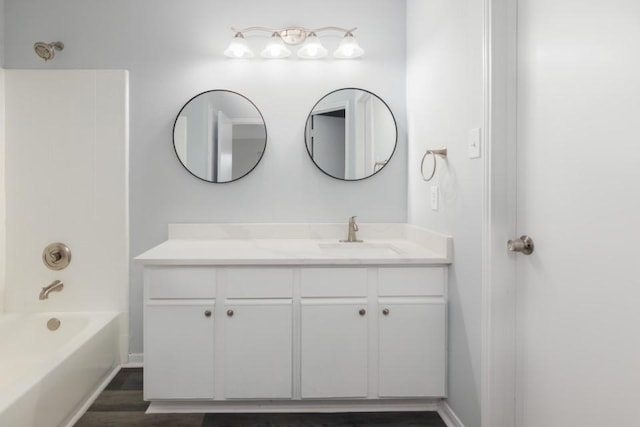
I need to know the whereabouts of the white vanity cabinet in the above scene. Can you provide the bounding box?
[300,267,369,398]
[377,267,447,397]
[143,267,217,400]
[222,267,294,399]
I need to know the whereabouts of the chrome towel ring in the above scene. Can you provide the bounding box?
[420,146,448,181]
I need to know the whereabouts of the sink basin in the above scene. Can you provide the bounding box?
[317,242,402,256]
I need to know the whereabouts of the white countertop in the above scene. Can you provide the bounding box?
[135,223,452,266]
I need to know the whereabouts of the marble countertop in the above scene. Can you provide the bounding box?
[135,223,452,266]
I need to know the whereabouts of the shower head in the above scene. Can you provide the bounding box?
[33,41,64,61]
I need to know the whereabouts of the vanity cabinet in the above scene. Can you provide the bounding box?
[223,299,293,399]
[300,299,369,398]
[378,298,446,397]
[143,263,447,407]
[143,266,217,400]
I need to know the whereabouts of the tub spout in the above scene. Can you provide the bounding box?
[40,280,64,300]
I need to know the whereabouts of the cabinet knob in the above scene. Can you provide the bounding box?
[227,309,234,317]
[382,308,390,316]
[204,310,212,318]
[359,308,366,316]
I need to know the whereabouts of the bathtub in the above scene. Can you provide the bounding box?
[0,312,120,427]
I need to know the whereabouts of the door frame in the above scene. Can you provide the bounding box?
[481,0,518,426]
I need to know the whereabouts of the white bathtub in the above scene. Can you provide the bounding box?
[0,312,120,427]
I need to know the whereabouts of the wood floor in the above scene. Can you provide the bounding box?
[75,368,447,427]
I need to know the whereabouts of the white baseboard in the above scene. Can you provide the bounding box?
[437,400,465,427]
[124,353,143,367]
[148,399,440,414]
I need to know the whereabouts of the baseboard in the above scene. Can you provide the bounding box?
[124,353,143,367]
[437,400,465,427]
[148,399,440,414]
[64,365,121,427]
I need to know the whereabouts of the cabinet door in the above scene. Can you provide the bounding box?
[378,298,446,397]
[301,299,369,398]
[144,302,215,399]
[223,300,292,399]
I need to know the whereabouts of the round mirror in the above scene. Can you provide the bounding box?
[305,88,397,181]
[173,90,267,183]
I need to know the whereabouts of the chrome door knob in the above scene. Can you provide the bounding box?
[508,235,534,255]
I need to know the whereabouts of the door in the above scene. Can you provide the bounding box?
[300,299,368,398]
[223,299,292,399]
[513,1,640,425]
[144,302,215,399]
[378,298,446,397]
[217,110,233,182]
[309,113,346,179]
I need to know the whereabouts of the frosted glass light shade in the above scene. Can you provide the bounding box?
[224,34,254,59]
[297,34,328,59]
[333,34,364,59]
[261,35,292,59]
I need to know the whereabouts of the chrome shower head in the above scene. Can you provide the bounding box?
[33,41,64,61]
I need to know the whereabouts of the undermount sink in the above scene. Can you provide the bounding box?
[317,242,403,256]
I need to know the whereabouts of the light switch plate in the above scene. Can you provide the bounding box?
[430,186,439,211]
[468,128,482,159]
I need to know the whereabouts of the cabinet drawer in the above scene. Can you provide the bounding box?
[301,268,367,297]
[378,267,444,297]
[226,268,293,298]
[146,266,216,299]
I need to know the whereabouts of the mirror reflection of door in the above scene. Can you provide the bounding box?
[305,88,397,181]
[308,107,347,179]
[173,90,267,183]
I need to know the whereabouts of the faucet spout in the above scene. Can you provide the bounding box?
[340,216,363,243]
[39,280,64,300]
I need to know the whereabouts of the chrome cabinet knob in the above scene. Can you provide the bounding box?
[204,310,212,318]
[382,308,390,316]
[359,309,366,316]
[227,309,234,317]
[507,235,535,255]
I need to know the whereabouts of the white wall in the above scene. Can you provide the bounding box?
[406,1,483,426]
[4,71,129,346]
[3,0,407,354]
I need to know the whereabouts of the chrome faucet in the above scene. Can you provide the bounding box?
[39,280,64,300]
[340,216,363,243]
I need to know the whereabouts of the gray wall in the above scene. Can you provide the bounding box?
[3,0,407,354]
[407,0,483,426]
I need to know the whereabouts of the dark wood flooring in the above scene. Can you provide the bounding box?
[75,368,447,427]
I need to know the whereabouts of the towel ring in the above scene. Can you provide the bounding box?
[420,146,448,181]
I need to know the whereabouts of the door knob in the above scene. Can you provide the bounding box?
[507,235,534,255]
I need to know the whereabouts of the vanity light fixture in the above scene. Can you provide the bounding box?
[224,26,364,60]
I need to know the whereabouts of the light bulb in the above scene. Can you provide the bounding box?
[224,33,254,59]
[261,34,291,59]
[333,33,364,59]
[297,33,328,59]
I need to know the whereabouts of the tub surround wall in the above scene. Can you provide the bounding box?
[406,0,484,425]
[4,70,129,360]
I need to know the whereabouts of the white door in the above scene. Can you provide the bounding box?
[144,302,215,399]
[300,299,368,398]
[217,110,233,182]
[309,114,346,179]
[223,300,292,399]
[378,298,446,397]
[514,0,640,425]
